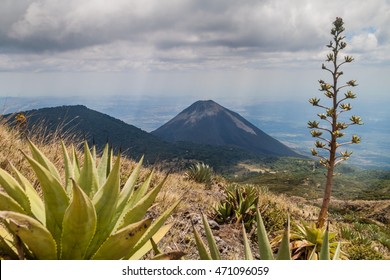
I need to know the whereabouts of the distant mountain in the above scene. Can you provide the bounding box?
[7,105,176,162]
[152,100,300,157]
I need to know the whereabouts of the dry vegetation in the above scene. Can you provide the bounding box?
[1,117,389,259]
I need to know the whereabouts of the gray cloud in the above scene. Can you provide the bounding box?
[0,0,389,72]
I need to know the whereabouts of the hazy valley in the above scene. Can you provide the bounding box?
[2,95,389,169]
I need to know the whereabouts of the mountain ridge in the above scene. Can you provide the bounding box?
[4,103,302,170]
[5,105,176,162]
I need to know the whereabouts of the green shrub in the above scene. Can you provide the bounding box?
[0,140,179,259]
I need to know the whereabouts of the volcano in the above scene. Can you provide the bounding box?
[152,100,299,157]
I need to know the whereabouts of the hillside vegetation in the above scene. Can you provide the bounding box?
[0,119,389,260]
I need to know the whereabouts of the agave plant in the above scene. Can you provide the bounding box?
[185,162,213,185]
[214,184,259,229]
[270,221,343,260]
[286,222,342,260]
[194,209,340,260]
[0,140,179,259]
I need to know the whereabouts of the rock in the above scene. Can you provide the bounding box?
[191,214,202,225]
[208,219,220,230]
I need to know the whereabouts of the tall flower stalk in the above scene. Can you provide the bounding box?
[308,17,363,228]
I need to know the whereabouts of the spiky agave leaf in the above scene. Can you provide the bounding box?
[0,169,31,215]
[126,170,154,210]
[61,141,74,194]
[27,139,61,183]
[193,222,212,260]
[78,142,99,197]
[86,155,120,258]
[71,144,80,180]
[0,211,57,260]
[242,223,253,260]
[116,175,168,230]
[332,242,341,260]
[125,200,180,259]
[0,223,19,259]
[60,180,97,259]
[113,156,144,230]
[319,224,330,260]
[276,214,291,260]
[0,192,27,214]
[8,162,45,224]
[129,223,174,260]
[116,155,144,213]
[23,153,69,249]
[201,212,221,260]
[96,144,112,187]
[256,208,274,260]
[92,218,152,260]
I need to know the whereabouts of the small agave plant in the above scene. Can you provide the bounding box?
[185,162,213,185]
[193,209,340,260]
[214,184,259,228]
[0,140,180,259]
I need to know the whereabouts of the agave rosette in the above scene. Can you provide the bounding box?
[0,140,179,259]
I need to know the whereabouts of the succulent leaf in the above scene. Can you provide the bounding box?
[9,160,45,224]
[126,200,180,259]
[87,155,120,258]
[116,156,144,217]
[242,223,253,260]
[0,168,31,215]
[332,242,341,260]
[78,142,99,197]
[71,144,80,180]
[27,139,61,183]
[0,192,27,214]
[0,211,57,260]
[319,226,330,260]
[60,180,97,260]
[276,214,291,260]
[256,208,274,260]
[193,222,212,260]
[126,171,153,210]
[116,175,168,231]
[129,223,174,260]
[92,218,152,260]
[61,141,74,194]
[0,223,19,259]
[201,212,221,260]
[23,153,69,248]
[97,144,111,187]
[8,162,45,224]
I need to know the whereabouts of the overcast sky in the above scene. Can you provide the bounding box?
[0,0,389,102]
